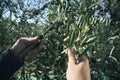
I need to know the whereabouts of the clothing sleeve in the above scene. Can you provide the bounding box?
[0,49,24,80]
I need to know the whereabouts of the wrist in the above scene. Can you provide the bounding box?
[10,47,19,57]
[10,47,25,62]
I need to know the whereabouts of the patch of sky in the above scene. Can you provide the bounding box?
[2,0,52,24]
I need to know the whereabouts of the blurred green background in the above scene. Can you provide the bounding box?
[0,0,120,80]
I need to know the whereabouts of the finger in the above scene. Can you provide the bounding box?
[24,40,43,61]
[20,36,40,45]
[30,40,43,52]
[67,48,76,65]
[24,55,31,61]
[78,55,89,66]
[38,41,43,50]
[24,49,38,60]
[25,53,37,60]
[78,55,91,80]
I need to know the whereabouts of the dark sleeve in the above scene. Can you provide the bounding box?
[0,49,24,80]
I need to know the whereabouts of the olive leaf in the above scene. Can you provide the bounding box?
[85,37,97,44]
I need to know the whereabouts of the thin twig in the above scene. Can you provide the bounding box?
[109,46,115,57]
[109,46,118,64]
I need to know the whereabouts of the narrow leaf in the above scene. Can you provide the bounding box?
[85,37,97,44]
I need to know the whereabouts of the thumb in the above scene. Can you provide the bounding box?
[67,48,76,65]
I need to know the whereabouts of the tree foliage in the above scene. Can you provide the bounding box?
[0,0,120,80]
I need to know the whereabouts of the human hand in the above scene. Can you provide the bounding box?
[10,36,43,61]
[66,48,91,80]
